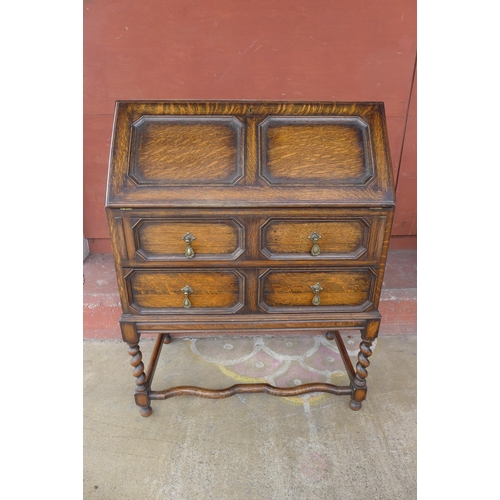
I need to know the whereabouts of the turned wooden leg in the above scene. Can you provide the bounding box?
[349,340,373,411]
[127,342,152,417]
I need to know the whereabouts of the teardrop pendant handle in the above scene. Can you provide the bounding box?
[182,232,196,259]
[308,231,322,256]
[310,283,322,306]
[181,285,193,308]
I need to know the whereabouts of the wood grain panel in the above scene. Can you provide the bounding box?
[260,117,373,185]
[261,218,369,260]
[132,218,244,261]
[127,270,244,313]
[259,269,376,312]
[129,116,244,185]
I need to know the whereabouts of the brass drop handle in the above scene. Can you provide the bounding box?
[310,283,322,306]
[308,231,322,256]
[182,232,195,259]
[181,285,193,308]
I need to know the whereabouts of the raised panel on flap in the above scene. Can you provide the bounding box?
[260,116,374,185]
[129,116,244,186]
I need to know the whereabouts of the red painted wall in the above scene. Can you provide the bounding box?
[84,0,416,253]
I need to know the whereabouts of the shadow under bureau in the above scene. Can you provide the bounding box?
[106,101,395,416]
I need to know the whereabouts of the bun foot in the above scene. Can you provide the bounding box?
[349,400,362,411]
[163,334,172,344]
[139,405,153,417]
[325,331,335,340]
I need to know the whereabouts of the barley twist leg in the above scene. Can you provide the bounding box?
[127,342,152,417]
[349,340,373,411]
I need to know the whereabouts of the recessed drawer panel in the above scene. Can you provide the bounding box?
[259,268,377,313]
[130,217,245,261]
[126,269,245,314]
[261,218,370,260]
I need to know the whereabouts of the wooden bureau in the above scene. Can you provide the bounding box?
[106,101,395,416]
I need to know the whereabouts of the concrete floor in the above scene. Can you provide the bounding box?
[84,333,416,500]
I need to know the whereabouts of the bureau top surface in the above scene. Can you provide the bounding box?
[106,101,395,208]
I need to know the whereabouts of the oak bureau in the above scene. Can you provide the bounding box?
[106,101,395,417]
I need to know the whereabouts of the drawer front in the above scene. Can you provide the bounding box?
[260,217,370,260]
[259,268,377,313]
[125,269,245,314]
[129,217,245,262]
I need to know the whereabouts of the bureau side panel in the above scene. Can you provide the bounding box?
[371,208,395,308]
[106,209,131,313]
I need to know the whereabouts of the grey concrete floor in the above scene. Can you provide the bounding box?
[84,334,416,500]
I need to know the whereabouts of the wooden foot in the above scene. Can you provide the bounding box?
[350,339,373,411]
[139,405,153,417]
[325,331,335,340]
[349,400,362,411]
[163,334,172,344]
[134,390,153,417]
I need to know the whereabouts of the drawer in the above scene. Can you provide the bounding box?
[260,218,372,260]
[125,269,245,314]
[128,217,245,262]
[258,268,377,313]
